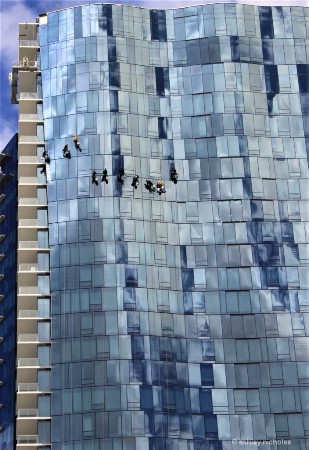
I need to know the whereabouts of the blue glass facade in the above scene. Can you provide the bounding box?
[0,134,18,450]
[39,4,308,449]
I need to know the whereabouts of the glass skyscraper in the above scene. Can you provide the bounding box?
[6,2,309,450]
[0,135,18,450]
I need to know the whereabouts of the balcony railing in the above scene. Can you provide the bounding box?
[18,334,38,342]
[19,156,40,163]
[18,286,39,295]
[19,136,38,143]
[19,198,42,205]
[18,310,39,318]
[17,383,39,392]
[19,219,38,227]
[19,177,40,184]
[19,40,38,46]
[13,61,37,68]
[18,358,38,367]
[17,409,38,417]
[19,241,38,249]
[17,435,39,444]
[19,264,38,271]
[19,114,39,121]
[18,92,38,99]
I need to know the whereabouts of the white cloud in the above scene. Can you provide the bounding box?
[0,2,37,70]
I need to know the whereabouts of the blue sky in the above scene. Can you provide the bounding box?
[0,0,307,149]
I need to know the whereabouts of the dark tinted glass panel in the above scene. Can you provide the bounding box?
[132,336,144,359]
[181,269,194,291]
[155,68,170,97]
[108,37,117,62]
[155,68,165,96]
[102,4,113,36]
[199,389,213,413]
[125,267,138,287]
[140,386,153,409]
[74,8,83,39]
[150,10,167,41]
[200,364,214,386]
[262,40,274,64]
[259,6,274,39]
[230,36,240,62]
[110,91,119,112]
[158,118,167,139]
[264,65,279,96]
[109,63,120,89]
[204,415,218,438]
[297,65,309,93]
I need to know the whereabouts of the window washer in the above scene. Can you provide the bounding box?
[102,169,108,184]
[157,180,166,195]
[131,175,139,189]
[145,179,155,193]
[117,168,126,184]
[171,168,178,184]
[92,171,99,185]
[73,136,82,152]
[62,144,71,159]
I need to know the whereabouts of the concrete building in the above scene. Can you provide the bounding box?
[3,2,309,449]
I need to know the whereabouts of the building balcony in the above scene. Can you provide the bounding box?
[18,287,38,295]
[0,215,5,223]
[18,334,50,344]
[18,310,39,318]
[19,198,44,206]
[17,445,50,450]
[19,219,38,227]
[18,91,39,99]
[17,383,39,392]
[19,114,41,121]
[18,219,48,230]
[18,334,39,342]
[0,194,5,204]
[19,241,39,249]
[17,409,38,417]
[19,264,39,272]
[19,177,42,185]
[19,156,42,164]
[17,358,38,367]
[19,40,39,47]
[0,235,5,243]
[19,136,39,143]
[19,246,49,253]
[17,435,39,444]
[13,60,37,69]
